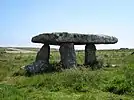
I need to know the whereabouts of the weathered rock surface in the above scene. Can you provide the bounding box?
[24,45,51,75]
[36,44,50,64]
[24,60,49,74]
[32,32,118,45]
[59,43,76,68]
[85,44,96,66]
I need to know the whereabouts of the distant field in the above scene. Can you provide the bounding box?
[0,47,134,100]
[0,47,59,53]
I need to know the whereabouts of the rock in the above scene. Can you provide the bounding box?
[59,43,76,68]
[131,52,134,55]
[32,32,118,45]
[23,32,118,74]
[36,44,50,64]
[111,64,117,67]
[24,60,49,74]
[21,66,25,69]
[85,44,96,66]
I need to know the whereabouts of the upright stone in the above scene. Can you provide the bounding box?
[59,43,76,68]
[36,44,50,64]
[24,44,50,74]
[85,44,96,66]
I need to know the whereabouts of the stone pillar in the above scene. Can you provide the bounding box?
[59,43,76,69]
[85,44,96,66]
[36,44,50,64]
[24,44,50,75]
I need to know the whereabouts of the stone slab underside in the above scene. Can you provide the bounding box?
[32,32,118,45]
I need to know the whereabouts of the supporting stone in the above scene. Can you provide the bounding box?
[36,44,50,64]
[24,44,50,75]
[85,44,96,66]
[59,43,76,68]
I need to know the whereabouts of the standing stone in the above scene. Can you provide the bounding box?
[24,44,50,75]
[59,43,76,68]
[85,44,96,66]
[36,44,50,64]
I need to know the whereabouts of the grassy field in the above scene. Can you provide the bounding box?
[0,48,134,100]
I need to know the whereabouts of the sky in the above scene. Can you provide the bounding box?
[0,0,134,50]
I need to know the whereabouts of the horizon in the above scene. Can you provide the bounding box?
[0,0,134,49]
[0,44,133,50]
[1,46,133,50]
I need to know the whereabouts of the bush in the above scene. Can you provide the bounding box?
[0,84,27,100]
[102,75,132,95]
[88,58,105,70]
[124,67,134,95]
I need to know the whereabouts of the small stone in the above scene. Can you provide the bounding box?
[85,44,96,66]
[59,43,76,68]
[111,64,117,67]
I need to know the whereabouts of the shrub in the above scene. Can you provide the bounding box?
[102,75,132,95]
[88,58,105,70]
[124,67,134,95]
[0,84,27,100]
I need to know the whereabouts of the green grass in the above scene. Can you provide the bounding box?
[0,48,134,100]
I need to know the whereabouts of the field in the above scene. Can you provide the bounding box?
[0,47,134,100]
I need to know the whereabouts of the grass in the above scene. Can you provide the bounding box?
[0,48,134,100]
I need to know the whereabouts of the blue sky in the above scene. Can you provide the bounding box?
[0,0,134,49]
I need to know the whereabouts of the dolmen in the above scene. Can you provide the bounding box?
[24,32,118,74]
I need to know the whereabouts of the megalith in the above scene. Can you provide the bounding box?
[85,44,96,66]
[23,32,118,74]
[59,43,76,68]
[36,44,50,64]
[24,44,50,74]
